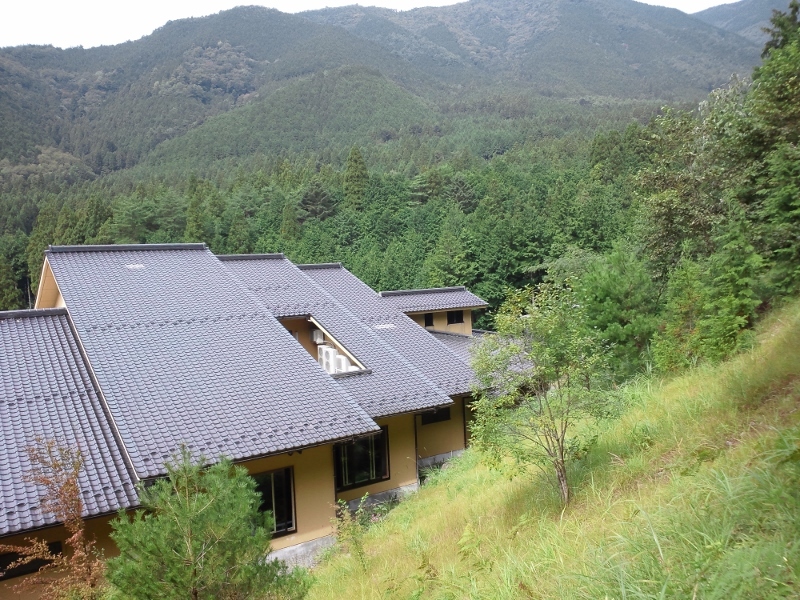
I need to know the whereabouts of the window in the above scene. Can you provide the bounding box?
[253,468,295,537]
[421,407,451,425]
[423,312,434,327]
[0,541,62,581]
[334,427,389,491]
[447,310,464,325]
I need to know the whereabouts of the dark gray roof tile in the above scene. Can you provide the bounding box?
[46,246,378,479]
[0,310,137,537]
[430,330,487,366]
[224,258,477,408]
[379,286,488,313]
[306,266,478,397]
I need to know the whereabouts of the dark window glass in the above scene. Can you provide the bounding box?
[334,426,389,491]
[421,407,451,425]
[424,313,434,327]
[253,468,295,536]
[0,541,62,581]
[447,310,464,325]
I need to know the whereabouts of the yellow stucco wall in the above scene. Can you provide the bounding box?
[416,396,467,460]
[279,317,365,371]
[33,259,64,310]
[336,414,418,503]
[241,445,337,551]
[0,515,118,600]
[279,317,318,359]
[409,310,473,336]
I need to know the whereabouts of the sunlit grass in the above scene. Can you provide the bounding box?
[308,300,800,599]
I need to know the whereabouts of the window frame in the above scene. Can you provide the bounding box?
[0,541,62,581]
[447,310,464,325]
[423,312,434,327]
[421,407,451,426]
[252,467,297,538]
[334,426,390,492]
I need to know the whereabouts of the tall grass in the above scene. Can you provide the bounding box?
[308,301,800,599]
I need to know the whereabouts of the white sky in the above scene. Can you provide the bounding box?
[2,0,737,50]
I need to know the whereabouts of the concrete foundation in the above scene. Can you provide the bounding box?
[417,449,464,471]
[344,482,419,511]
[269,534,336,568]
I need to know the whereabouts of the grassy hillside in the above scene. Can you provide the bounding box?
[308,300,800,599]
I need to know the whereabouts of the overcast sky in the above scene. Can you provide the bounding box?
[2,0,737,50]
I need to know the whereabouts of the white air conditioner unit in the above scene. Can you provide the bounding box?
[318,345,338,374]
[311,330,325,344]
[335,355,351,373]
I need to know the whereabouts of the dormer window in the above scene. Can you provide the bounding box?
[279,316,366,376]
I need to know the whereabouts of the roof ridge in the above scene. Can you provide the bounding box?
[379,286,467,297]
[47,244,207,253]
[297,263,343,270]
[0,308,68,320]
[217,253,286,261]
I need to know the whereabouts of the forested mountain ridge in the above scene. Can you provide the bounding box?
[695,0,788,44]
[0,0,761,181]
[0,6,438,176]
[304,0,761,98]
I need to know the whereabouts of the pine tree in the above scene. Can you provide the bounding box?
[225,209,253,254]
[343,147,368,210]
[107,449,306,600]
[298,178,336,222]
[0,254,23,311]
[280,201,301,241]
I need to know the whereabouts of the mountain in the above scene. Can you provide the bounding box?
[0,6,435,174]
[0,1,762,179]
[694,0,789,45]
[302,0,761,98]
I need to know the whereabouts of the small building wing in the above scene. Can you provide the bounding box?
[379,286,488,313]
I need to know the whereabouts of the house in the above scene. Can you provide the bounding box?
[0,244,487,594]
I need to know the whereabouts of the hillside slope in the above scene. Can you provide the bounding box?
[308,300,800,599]
[694,0,788,45]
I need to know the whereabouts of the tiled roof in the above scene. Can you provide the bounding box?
[220,256,454,418]
[45,245,378,479]
[299,265,477,398]
[0,309,137,537]
[379,286,488,313]
[430,331,486,366]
